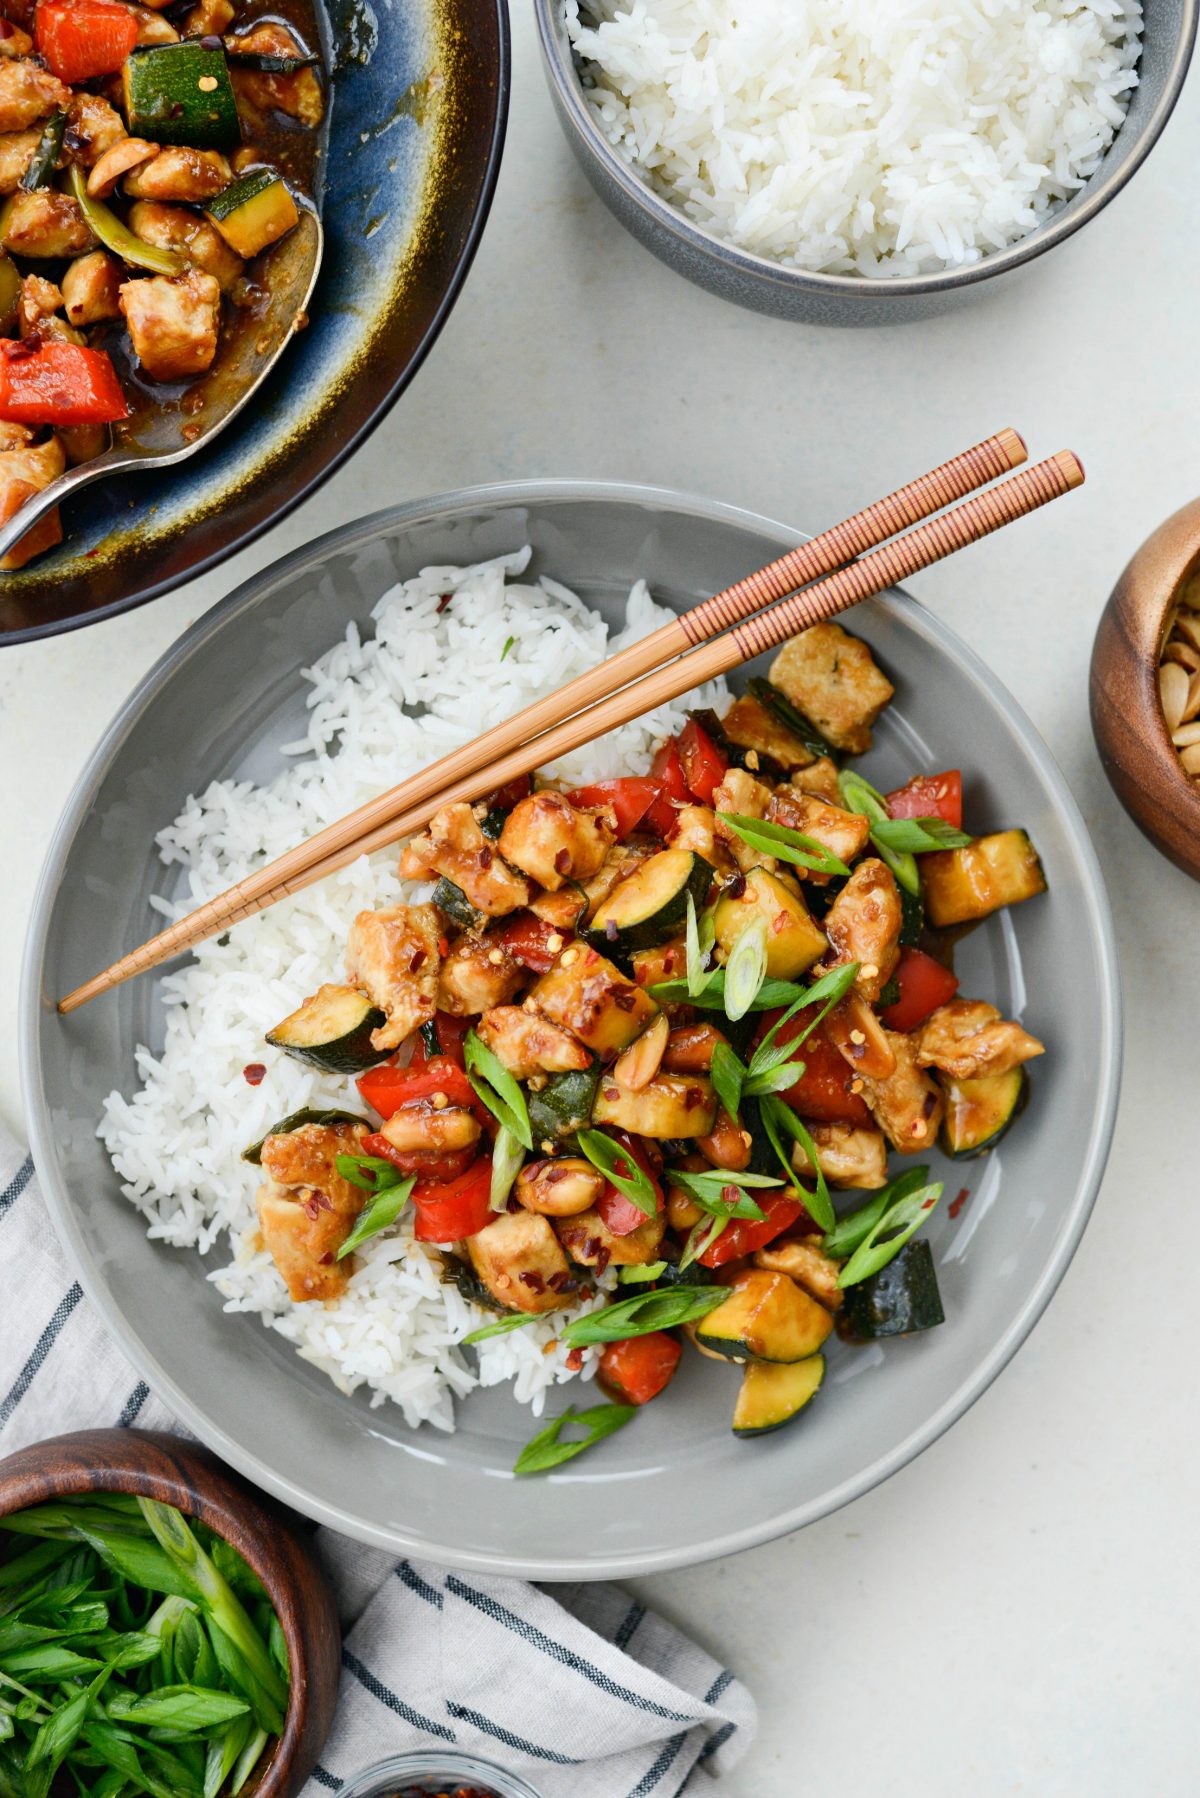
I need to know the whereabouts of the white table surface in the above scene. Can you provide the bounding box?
[3,10,1199,1794]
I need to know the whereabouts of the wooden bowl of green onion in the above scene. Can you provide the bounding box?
[0,1428,341,1797]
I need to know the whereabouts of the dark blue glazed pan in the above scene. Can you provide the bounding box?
[0,0,510,644]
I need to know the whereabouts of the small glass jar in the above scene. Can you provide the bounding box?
[333,1750,543,1798]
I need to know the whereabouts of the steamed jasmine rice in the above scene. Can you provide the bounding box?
[563,0,1142,277]
[99,551,731,1432]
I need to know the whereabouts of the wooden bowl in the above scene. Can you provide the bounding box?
[0,1428,341,1797]
[1090,495,1200,881]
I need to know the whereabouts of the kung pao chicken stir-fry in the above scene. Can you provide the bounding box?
[0,0,323,567]
[246,622,1049,1460]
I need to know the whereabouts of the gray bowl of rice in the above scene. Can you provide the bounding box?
[534,0,1196,324]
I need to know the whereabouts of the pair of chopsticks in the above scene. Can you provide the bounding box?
[59,431,1083,1014]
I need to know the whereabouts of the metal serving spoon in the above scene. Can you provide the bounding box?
[0,207,322,569]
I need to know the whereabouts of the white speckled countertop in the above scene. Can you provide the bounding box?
[2,8,1198,1793]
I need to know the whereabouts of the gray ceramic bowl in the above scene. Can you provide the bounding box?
[336,1752,541,1798]
[534,0,1196,325]
[21,481,1121,1579]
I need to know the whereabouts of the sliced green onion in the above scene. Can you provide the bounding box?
[335,1174,414,1259]
[334,1152,405,1193]
[464,1029,533,1151]
[678,1213,728,1271]
[561,1286,727,1346]
[684,893,717,1000]
[750,960,859,1065]
[709,1039,746,1120]
[716,812,851,877]
[575,1130,657,1218]
[514,1404,637,1476]
[462,1312,539,1345]
[837,1181,943,1287]
[489,1125,526,1213]
[837,770,920,896]
[617,1262,667,1284]
[723,916,769,1021]
[758,1095,834,1233]
[666,1167,781,1222]
[67,164,184,276]
[869,816,973,854]
[821,1166,932,1261]
[647,970,814,1012]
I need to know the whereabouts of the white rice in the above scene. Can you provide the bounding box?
[99,551,731,1431]
[563,0,1142,277]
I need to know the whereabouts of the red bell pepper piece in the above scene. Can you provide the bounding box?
[885,771,963,829]
[35,0,139,81]
[594,1131,663,1237]
[643,739,691,837]
[361,1131,477,1184]
[0,341,128,427]
[410,1012,471,1069]
[878,948,959,1033]
[564,777,658,840]
[677,717,728,805]
[761,1005,873,1126]
[494,911,565,973]
[412,1157,494,1241]
[698,1195,809,1269]
[357,1058,483,1122]
[599,1332,682,1406]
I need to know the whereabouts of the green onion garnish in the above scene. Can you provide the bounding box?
[465,1029,533,1151]
[513,1404,637,1475]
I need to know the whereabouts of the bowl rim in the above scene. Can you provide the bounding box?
[533,0,1198,301]
[20,477,1123,1578]
[1,0,512,651]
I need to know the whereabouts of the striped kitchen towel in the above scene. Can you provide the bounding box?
[0,1132,756,1797]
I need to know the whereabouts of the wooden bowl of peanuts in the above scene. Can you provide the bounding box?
[1091,495,1200,880]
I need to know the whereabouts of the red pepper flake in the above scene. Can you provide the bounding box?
[565,1348,584,1371]
[584,947,599,966]
[594,1246,611,1274]
[727,873,746,899]
[547,1270,575,1292]
[721,1184,739,1206]
[319,1252,333,1265]
[479,845,493,868]
[436,592,453,612]
[772,910,790,935]
[242,1062,266,1086]
[603,1086,620,1102]
[583,1236,601,1259]
[518,1271,545,1292]
[438,936,450,956]
[949,1186,969,1219]
[409,948,427,971]
[605,917,618,941]
[554,848,571,874]
[612,987,636,1011]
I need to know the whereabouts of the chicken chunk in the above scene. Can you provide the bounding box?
[467,1210,573,1314]
[556,1206,666,1269]
[345,902,442,1050]
[0,433,64,570]
[766,788,871,875]
[399,801,532,917]
[120,269,221,381]
[754,1237,843,1311]
[125,4,180,44]
[860,1029,944,1153]
[822,858,902,1001]
[916,1000,1045,1081]
[515,1158,604,1218]
[668,803,733,873]
[228,23,324,126]
[58,422,107,465]
[123,146,232,203]
[1,190,94,258]
[127,200,243,293]
[0,128,38,194]
[712,766,775,872]
[182,0,235,32]
[16,274,80,346]
[721,692,815,771]
[526,885,585,931]
[789,757,842,806]
[256,1119,370,1302]
[0,422,33,453]
[474,1005,590,1080]
[799,1122,889,1190]
[436,932,524,1016]
[62,252,123,327]
[0,23,34,57]
[769,622,894,755]
[497,792,614,891]
[0,59,70,132]
[65,93,127,167]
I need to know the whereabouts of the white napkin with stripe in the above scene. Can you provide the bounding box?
[0,1132,755,1797]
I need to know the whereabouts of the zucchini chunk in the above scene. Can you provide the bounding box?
[898,884,924,947]
[838,1239,945,1341]
[592,1071,717,1139]
[432,875,488,934]
[266,983,389,1075]
[585,848,713,960]
[713,866,826,980]
[527,1063,602,1150]
[695,1269,834,1364]
[206,170,299,258]
[720,691,815,772]
[242,1108,369,1166]
[530,947,656,1057]
[922,829,1047,928]
[940,1067,1026,1158]
[123,44,241,149]
[732,1355,825,1437]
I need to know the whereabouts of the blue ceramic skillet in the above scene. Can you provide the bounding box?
[0,0,510,646]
